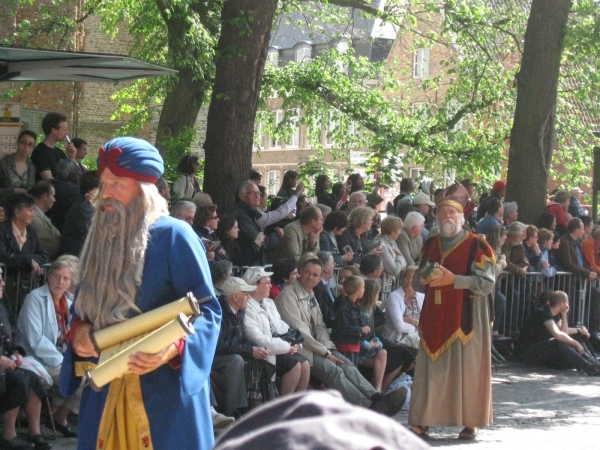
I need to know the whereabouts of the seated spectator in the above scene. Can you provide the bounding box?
[212,277,266,417]
[336,206,380,265]
[271,205,323,261]
[581,215,594,239]
[173,154,201,199]
[277,170,299,200]
[233,181,272,266]
[568,188,586,218]
[582,228,600,274]
[523,225,542,271]
[320,210,352,267]
[193,192,213,207]
[0,194,48,300]
[382,266,424,348]
[412,192,435,241]
[155,176,170,201]
[535,228,558,277]
[170,199,196,226]
[501,221,529,277]
[275,258,407,416]
[30,181,61,261]
[475,197,503,235]
[347,191,367,212]
[315,174,342,210]
[47,159,81,232]
[216,214,242,264]
[335,265,362,303]
[242,267,310,396]
[313,251,337,329]
[332,276,387,392]
[515,291,600,375]
[0,130,37,198]
[210,260,233,296]
[330,182,348,209]
[17,259,81,437]
[396,212,424,267]
[485,225,508,337]
[547,190,570,235]
[250,169,262,186]
[371,216,407,278]
[556,218,600,342]
[193,203,228,261]
[315,203,331,219]
[269,258,298,299]
[59,170,99,257]
[0,275,52,450]
[360,254,384,281]
[346,173,365,194]
[388,177,414,216]
[503,202,519,227]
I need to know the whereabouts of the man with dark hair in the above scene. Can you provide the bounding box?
[388,178,414,216]
[581,215,594,239]
[272,204,323,261]
[31,112,74,181]
[476,180,506,221]
[30,180,61,260]
[320,210,352,267]
[557,217,600,342]
[475,197,504,235]
[250,169,262,185]
[314,251,337,329]
[155,177,170,201]
[71,137,88,173]
[275,258,407,416]
[60,171,99,257]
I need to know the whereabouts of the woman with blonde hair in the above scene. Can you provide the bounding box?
[336,206,381,265]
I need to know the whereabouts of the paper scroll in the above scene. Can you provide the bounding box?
[86,313,194,391]
[91,293,202,352]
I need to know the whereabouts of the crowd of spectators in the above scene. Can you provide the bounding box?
[4,112,600,449]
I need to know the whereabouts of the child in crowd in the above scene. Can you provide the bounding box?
[535,228,557,278]
[331,276,367,366]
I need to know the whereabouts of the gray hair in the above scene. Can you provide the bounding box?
[55,158,80,181]
[503,201,518,218]
[507,221,527,237]
[239,180,256,196]
[170,200,196,217]
[76,181,168,330]
[55,255,81,286]
[349,191,367,202]
[315,203,332,217]
[316,250,333,265]
[404,211,425,229]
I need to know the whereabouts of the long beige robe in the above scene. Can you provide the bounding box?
[408,230,495,427]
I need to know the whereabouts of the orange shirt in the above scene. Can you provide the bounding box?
[581,238,600,273]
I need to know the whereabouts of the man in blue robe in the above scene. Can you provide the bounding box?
[59,137,221,450]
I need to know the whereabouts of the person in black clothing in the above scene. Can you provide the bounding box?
[276,170,299,200]
[336,207,382,265]
[211,277,270,417]
[59,170,99,257]
[331,275,367,366]
[476,180,506,221]
[315,174,341,210]
[47,159,81,232]
[319,210,352,267]
[313,251,337,329]
[30,112,73,181]
[515,291,600,375]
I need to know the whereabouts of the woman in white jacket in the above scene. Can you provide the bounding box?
[382,265,424,348]
[242,267,310,396]
[371,216,407,278]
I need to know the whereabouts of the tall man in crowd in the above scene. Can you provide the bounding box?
[31,112,74,180]
[60,137,221,450]
[409,187,496,441]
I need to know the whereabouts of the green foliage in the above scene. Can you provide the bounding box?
[159,126,203,187]
[296,156,340,196]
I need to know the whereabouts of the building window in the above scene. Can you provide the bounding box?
[413,48,430,78]
[253,122,263,151]
[326,116,338,146]
[268,48,279,68]
[267,170,280,196]
[271,109,284,148]
[296,46,312,63]
[336,40,349,74]
[412,102,430,118]
[287,109,300,147]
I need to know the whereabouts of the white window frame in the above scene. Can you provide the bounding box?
[295,46,312,63]
[270,109,284,148]
[336,40,349,74]
[268,48,279,68]
[326,116,338,146]
[287,109,300,148]
[412,102,429,118]
[413,48,430,78]
[267,170,280,196]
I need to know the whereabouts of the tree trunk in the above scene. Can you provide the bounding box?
[155,67,207,151]
[505,0,571,225]
[202,0,278,213]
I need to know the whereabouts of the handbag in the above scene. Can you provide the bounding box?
[244,359,277,411]
[273,327,304,345]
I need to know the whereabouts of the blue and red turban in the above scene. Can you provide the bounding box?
[97,137,164,183]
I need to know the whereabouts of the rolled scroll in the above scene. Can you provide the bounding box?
[86,313,195,391]
[91,293,203,352]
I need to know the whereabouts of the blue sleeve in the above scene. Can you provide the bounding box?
[168,223,222,397]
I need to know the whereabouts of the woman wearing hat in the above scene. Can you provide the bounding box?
[242,267,310,396]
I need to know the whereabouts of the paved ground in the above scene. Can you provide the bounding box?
[23,361,600,449]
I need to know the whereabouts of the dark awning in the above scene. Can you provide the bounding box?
[0,46,177,82]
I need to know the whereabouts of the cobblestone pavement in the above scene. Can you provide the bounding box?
[38,361,600,449]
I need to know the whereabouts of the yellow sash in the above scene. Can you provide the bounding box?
[96,374,153,450]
